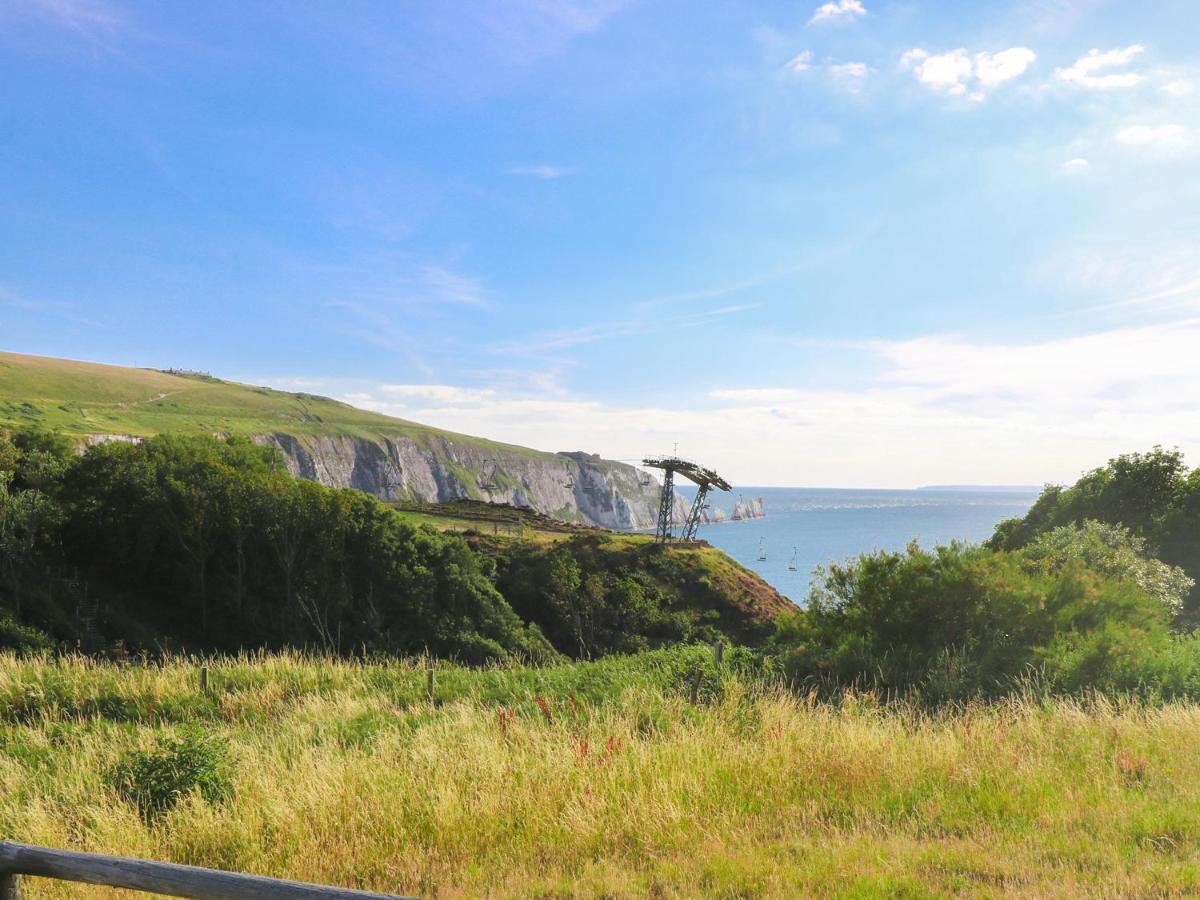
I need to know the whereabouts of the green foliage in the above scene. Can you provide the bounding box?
[990,446,1200,623]
[1022,520,1194,618]
[494,535,776,659]
[772,541,1177,701]
[108,729,233,822]
[0,616,53,653]
[0,428,771,663]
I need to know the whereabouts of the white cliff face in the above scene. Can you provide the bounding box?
[258,434,677,531]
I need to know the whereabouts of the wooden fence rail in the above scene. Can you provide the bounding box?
[0,841,413,899]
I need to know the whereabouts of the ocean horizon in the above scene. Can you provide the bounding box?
[677,486,1041,603]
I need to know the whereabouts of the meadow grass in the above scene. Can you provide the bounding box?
[0,350,547,459]
[2,650,1200,897]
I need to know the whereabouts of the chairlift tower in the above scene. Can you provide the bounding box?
[641,455,732,543]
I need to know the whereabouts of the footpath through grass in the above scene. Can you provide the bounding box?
[2,649,1200,897]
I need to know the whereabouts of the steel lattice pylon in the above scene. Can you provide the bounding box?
[642,456,732,543]
[654,467,675,541]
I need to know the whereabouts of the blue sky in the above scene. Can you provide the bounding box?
[3,0,1199,486]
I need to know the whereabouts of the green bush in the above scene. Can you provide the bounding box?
[0,616,53,653]
[108,729,233,822]
[771,541,1177,701]
[1021,520,1193,619]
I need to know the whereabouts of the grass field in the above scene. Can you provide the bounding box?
[2,650,1200,898]
[0,351,545,461]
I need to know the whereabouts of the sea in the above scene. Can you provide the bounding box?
[675,486,1041,604]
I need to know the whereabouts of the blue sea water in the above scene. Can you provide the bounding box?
[676,487,1040,604]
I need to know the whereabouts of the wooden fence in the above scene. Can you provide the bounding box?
[0,841,412,899]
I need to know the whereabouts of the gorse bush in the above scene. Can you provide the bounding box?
[108,729,233,822]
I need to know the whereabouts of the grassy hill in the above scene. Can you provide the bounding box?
[0,350,541,456]
[0,351,671,530]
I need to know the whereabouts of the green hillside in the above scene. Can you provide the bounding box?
[0,350,544,458]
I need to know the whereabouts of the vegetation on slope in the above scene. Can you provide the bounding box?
[3,651,1200,897]
[0,430,782,660]
[0,349,550,457]
[772,536,1196,702]
[990,446,1200,623]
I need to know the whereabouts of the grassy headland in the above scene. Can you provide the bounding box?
[0,350,536,457]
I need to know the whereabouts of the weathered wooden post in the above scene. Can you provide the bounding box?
[199,666,209,695]
[0,871,21,899]
[689,669,702,704]
[712,640,724,669]
[426,665,435,702]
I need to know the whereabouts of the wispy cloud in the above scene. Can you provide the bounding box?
[259,315,1200,487]
[1035,245,1200,320]
[902,47,1037,100]
[421,0,631,66]
[1061,157,1089,171]
[1112,123,1194,160]
[1055,44,1145,89]
[786,50,814,73]
[509,164,571,179]
[1115,123,1188,147]
[420,264,490,307]
[378,384,497,404]
[4,0,122,32]
[808,0,867,26]
[0,286,107,328]
[829,61,872,89]
[491,303,758,355]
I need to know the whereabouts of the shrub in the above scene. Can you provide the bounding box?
[0,616,53,653]
[1022,520,1193,619]
[108,729,232,821]
[772,541,1175,700]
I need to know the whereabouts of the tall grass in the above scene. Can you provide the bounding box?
[2,650,1200,896]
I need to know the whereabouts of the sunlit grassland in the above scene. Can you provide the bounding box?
[2,651,1200,897]
[0,351,544,461]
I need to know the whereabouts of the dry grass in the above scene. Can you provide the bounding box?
[2,653,1200,897]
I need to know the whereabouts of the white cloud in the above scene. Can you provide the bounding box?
[1060,157,1089,171]
[378,384,497,405]
[786,50,814,73]
[902,48,971,95]
[709,388,802,403]
[808,0,866,26]
[1161,79,1193,97]
[828,61,872,92]
[974,48,1038,88]
[829,61,870,79]
[1055,44,1145,89]
[509,164,570,179]
[264,314,1200,489]
[902,47,1035,99]
[1115,123,1188,146]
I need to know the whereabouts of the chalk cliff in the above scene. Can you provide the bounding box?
[259,434,687,532]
